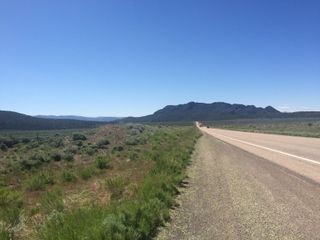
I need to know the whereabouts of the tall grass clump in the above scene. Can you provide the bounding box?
[79,166,95,180]
[0,188,23,239]
[0,227,11,240]
[25,171,54,191]
[60,170,77,183]
[40,189,64,213]
[105,177,127,200]
[95,155,110,169]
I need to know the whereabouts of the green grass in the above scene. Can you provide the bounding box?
[0,188,23,225]
[0,226,12,240]
[79,166,96,180]
[105,176,127,200]
[95,155,110,169]
[25,171,54,191]
[0,124,201,239]
[40,189,64,213]
[37,126,201,240]
[0,188,23,239]
[60,170,77,182]
[204,118,320,138]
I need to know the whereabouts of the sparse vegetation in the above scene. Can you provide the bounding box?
[204,118,320,138]
[0,124,200,239]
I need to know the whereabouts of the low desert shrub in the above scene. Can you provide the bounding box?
[0,137,19,148]
[128,151,139,161]
[64,145,78,155]
[73,140,83,147]
[63,153,74,162]
[49,138,64,148]
[112,146,124,152]
[96,139,110,148]
[127,124,145,134]
[95,156,110,169]
[0,143,8,151]
[72,133,87,141]
[125,136,140,146]
[81,146,96,156]
[50,152,62,162]
[20,158,42,170]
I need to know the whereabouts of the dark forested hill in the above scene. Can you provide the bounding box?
[121,102,320,123]
[0,111,105,130]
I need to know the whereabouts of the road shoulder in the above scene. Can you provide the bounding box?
[156,133,320,240]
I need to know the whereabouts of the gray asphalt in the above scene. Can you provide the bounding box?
[157,132,320,240]
[200,125,320,183]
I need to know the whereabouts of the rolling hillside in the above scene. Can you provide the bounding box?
[0,111,105,130]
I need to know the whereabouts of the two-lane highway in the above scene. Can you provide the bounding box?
[199,123,320,183]
[158,124,320,239]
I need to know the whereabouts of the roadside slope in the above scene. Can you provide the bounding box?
[157,133,320,239]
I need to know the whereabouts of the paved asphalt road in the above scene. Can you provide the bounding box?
[157,125,320,240]
[199,124,320,183]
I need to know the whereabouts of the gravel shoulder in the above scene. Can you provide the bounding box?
[156,133,320,240]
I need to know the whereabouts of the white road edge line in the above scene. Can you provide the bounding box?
[203,129,320,166]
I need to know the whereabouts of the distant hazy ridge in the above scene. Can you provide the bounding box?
[0,111,105,130]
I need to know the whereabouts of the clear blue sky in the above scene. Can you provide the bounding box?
[1,0,319,117]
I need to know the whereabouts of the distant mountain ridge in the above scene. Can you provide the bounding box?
[35,115,122,122]
[2,102,320,130]
[122,102,320,122]
[0,111,105,130]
